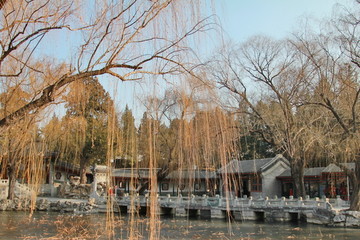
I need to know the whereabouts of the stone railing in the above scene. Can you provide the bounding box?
[115,193,350,212]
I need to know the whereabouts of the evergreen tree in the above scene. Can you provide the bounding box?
[120,105,137,167]
[63,77,112,183]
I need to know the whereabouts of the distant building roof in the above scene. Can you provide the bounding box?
[217,154,289,174]
[112,168,160,179]
[277,167,325,178]
[322,163,342,173]
[54,161,81,173]
[340,162,355,171]
[165,170,217,180]
[277,162,356,179]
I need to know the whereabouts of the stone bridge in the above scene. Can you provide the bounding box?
[115,194,350,223]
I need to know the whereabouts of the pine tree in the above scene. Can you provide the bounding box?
[63,77,112,183]
[120,105,137,167]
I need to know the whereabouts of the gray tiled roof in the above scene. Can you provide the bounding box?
[277,167,325,177]
[277,162,356,178]
[112,168,160,178]
[165,170,217,180]
[341,162,355,170]
[322,163,355,172]
[217,154,289,174]
[322,163,342,173]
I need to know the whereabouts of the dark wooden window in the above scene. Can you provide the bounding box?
[162,183,169,191]
[251,175,262,192]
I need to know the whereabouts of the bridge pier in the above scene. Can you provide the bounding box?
[211,209,226,219]
[264,210,295,222]
[175,208,187,217]
[233,210,256,221]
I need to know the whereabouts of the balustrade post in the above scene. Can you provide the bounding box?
[314,197,320,207]
[264,196,269,206]
[281,197,286,207]
[233,196,238,207]
[218,195,222,207]
[202,194,207,207]
[298,196,303,207]
[335,195,342,208]
[177,194,182,205]
[325,198,332,210]
[191,194,195,204]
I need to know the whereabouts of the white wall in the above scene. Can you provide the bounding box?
[262,161,289,198]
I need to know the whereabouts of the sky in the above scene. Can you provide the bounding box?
[112,0,346,122]
[219,0,343,42]
[44,0,350,123]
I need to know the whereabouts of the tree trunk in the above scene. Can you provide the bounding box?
[7,163,16,200]
[291,160,306,198]
[349,159,360,210]
[79,159,88,184]
[350,184,360,210]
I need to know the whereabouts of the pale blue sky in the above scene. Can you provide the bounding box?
[49,0,349,122]
[219,0,343,41]
[115,0,347,121]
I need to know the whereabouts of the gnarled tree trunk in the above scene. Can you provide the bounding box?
[290,159,306,198]
[349,159,360,211]
[7,161,16,200]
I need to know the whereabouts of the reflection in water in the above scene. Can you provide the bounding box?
[0,211,358,239]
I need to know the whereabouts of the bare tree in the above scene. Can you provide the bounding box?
[211,36,318,197]
[0,0,213,127]
[0,0,213,210]
[292,2,360,209]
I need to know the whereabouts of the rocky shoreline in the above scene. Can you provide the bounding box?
[0,198,98,213]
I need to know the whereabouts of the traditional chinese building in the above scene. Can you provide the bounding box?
[217,154,290,199]
[112,168,160,195]
[276,163,354,200]
[161,169,219,196]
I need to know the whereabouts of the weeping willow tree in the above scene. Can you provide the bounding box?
[0,0,215,239]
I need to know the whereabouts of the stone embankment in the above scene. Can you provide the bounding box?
[0,197,98,213]
[329,211,360,227]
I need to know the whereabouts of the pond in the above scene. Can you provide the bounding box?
[0,211,359,239]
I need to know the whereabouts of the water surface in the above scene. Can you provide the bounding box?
[0,211,359,239]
